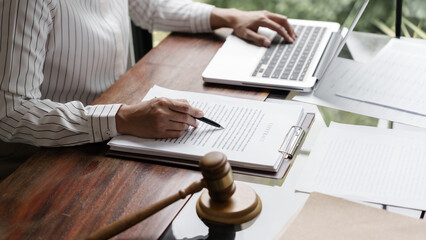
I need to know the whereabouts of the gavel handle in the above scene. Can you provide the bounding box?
[86,180,205,240]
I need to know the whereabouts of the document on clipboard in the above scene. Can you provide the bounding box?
[107,86,314,178]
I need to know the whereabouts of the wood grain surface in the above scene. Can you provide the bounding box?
[0,32,270,240]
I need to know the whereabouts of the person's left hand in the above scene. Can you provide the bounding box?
[211,8,297,47]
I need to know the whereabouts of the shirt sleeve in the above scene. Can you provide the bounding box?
[129,0,215,33]
[0,0,121,147]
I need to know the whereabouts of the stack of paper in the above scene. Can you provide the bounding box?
[296,122,426,210]
[335,39,426,116]
[294,39,426,128]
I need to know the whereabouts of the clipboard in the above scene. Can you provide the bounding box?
[107,113,315,179]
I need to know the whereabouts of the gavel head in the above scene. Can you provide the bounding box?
[199,152,236,202]
[197,152,262,227]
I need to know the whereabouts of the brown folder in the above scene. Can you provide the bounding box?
[276,192,426,240]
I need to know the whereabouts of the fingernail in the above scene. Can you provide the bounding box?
[263,39,271,47]
[194,121,199,127]
[197,110,204,118]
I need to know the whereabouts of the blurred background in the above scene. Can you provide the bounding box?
[152,0,425,126]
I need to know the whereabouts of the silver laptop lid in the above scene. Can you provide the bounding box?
[315,0,369,80]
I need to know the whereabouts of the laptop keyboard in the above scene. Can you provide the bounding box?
[252,25,326,81]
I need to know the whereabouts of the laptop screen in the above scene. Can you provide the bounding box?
[335,0,370,58]
[313,0,369,81]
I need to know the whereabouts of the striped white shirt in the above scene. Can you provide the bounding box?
[0,0,214,147]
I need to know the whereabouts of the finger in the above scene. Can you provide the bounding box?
[168,99,204,118]
[268,13,297,39]
[175,99,190,104]
[244,29,272,47]
[167,111,198,127]
[258,18,294,43]
[166,121,190,131]
[164,130,186,139]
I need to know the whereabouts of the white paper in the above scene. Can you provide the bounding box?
[345,31,391,63]
[108,86,304,171]
[293,56,426,128]
[335,39,426,116]
[296,122,426,210]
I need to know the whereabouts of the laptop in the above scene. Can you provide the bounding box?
[202,0,369,92]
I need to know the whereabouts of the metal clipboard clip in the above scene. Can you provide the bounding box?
[279,126,305,160]
[279,113,315,160]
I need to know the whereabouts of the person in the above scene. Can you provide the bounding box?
[0,0,296,177]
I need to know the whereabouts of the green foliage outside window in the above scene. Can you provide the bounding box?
[201,0,425,38]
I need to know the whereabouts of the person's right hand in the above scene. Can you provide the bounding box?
[115,98,204,139]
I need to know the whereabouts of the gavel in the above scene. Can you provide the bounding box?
[86,152,262,240]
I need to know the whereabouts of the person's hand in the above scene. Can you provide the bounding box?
[211,8,297,47]
[115,98,204,139]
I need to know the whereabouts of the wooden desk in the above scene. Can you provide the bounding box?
[0,32,271,239]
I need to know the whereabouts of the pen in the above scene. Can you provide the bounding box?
[196,117,224,129]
